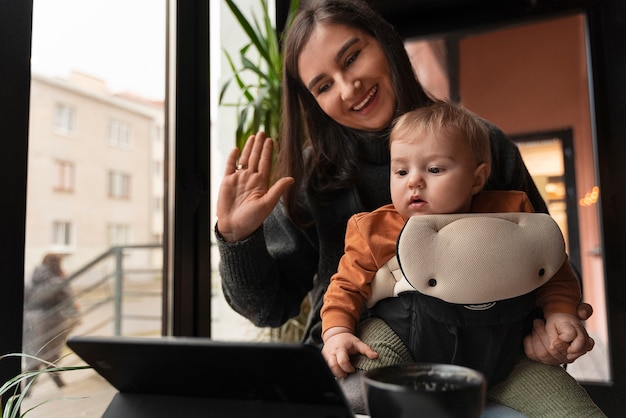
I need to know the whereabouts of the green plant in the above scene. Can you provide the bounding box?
[0,353,90,418]
[219,0,299,149]
[219,0,309,343]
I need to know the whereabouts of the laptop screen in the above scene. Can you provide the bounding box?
[67,335,355,417]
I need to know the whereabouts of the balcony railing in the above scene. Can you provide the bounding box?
[24,244,163,355]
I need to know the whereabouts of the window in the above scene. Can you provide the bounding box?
[107,223,131,245]
[108,118,132,147]
[52,220,73,246]
[153,196,163,210]
[54,102,75,134]
[53,159,75,192]
[107,170,131,198]
[152,160,163,176]
[152,124,162,144]
[17,0,167,414]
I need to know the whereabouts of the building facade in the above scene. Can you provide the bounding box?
[24,71,164,279]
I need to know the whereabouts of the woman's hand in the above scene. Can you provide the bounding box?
[216,132,294,242]
[524,302,595,365]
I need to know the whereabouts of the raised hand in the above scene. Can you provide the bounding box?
[216,132,294,242]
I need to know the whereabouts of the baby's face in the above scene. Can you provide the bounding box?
[390,130,483,219]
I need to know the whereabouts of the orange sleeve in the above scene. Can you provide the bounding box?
[321,215,378,337]
[471,190,535,212]
[535,256,581,317]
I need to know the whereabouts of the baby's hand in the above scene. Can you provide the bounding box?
[322,329,378,378]
[545,312,594,362]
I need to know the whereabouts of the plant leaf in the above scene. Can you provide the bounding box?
[0,352,92,417]
[220,0,299,147]
[224,0,271,63]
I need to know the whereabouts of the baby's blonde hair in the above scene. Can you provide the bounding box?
[390,101,492,168]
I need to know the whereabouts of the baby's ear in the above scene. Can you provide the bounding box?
[471,162,490,194]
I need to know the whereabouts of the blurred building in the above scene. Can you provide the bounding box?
[24,71,164,279]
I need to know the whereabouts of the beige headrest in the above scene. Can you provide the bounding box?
[395,212,566,305]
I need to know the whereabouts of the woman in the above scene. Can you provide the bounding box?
[216,0,601,416]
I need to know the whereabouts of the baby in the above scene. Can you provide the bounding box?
[321,101,587,387]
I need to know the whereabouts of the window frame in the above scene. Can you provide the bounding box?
[107,223,131,246]
[107,170,132,199]
[163,0,211,337]
[1,0,32,402]
[108,118,133,148]
[53,158,76,192]
[53,102,75,135]
[52,219,74,247]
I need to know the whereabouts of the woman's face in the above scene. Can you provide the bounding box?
[297,23,396,132]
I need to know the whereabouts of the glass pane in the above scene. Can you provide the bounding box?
[516,136,609,383]
[210,0,275,342]
[455,13,609,384]
[23,0,166,415]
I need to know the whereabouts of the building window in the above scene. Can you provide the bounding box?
[152,124,163,144]
[107,170,131,199]
[152,160,163,176]
[52,221,73,246]
[108,119,132,148]
[153,196,163,210]
[54,103,75,134]
[107,223,131,246]
[53,159,75,192]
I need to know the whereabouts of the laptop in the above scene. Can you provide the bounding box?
[67,335,356,418]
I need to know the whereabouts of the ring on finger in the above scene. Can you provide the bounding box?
[236,164,248,171]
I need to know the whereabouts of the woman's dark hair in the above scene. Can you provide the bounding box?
[276,0,433,224]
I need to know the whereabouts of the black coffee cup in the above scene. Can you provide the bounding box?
[364,363,486,418]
